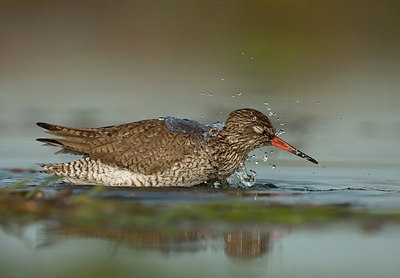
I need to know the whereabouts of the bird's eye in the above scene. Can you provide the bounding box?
[252,126,264,134]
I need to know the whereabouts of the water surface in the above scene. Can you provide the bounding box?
[1,166,399,278]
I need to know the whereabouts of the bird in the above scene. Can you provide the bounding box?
[37,108,319,187]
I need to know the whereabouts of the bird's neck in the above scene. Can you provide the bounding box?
[206,131,251,177]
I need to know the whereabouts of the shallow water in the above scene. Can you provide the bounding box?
[1,166,400,278]
[1,222,400,278]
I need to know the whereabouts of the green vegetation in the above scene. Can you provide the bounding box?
[1,177,400,233]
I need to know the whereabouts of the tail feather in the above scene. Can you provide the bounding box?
[37,138,64,147]
[36,122,101,155]
[36,122,98,138]
[36,122,55,131]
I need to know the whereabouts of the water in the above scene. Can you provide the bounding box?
[1,165,400,278]
[1,222,399,278]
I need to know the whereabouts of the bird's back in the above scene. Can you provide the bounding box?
[37,118,217,186]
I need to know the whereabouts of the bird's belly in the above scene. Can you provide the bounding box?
[52,157,213,187]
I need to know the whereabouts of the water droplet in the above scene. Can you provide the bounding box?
[268,112,274,116]
[250,57,255,60]
[241,51,245,55]
[238,91,242,96]
[238,124,244,133]
[251,116,257,122]
[264,102,269,106]
[228,137,234,144]
[232,95,235,98]
[267,107,271,111]
[200,114,204,118]
[201,92,205,96]
[276,129,285,136]
[157,116,165,121]
[316,101,320,104]
[221,77,224,81]
[262,152,268,162]
[277,117,280,121]
[213,180,221,188]
[255,161,258,165]
[270,150,274,154]
[280,122,286,126]
[208,93,214,96]
[271,164,276,169]
[296,99,300,103]
[212,121,225,130]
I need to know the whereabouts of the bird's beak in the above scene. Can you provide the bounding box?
[270,136,319,165]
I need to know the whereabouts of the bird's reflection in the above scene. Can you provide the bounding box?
[41,223,290,259]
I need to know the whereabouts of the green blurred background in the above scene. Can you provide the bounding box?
[1,0,399,169]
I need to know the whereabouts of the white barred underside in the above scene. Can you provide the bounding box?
[42,157,213,187]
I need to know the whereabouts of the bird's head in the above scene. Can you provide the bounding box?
[224,108,319,164]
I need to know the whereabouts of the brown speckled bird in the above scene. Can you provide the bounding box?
[37,108,318,187]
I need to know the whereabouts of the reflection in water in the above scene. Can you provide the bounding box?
[224,228,270,259]
[41,222,289,259]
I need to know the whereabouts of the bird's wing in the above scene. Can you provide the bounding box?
[37,118,209,175]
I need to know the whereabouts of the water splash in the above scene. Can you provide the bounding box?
[228,164,256,188]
